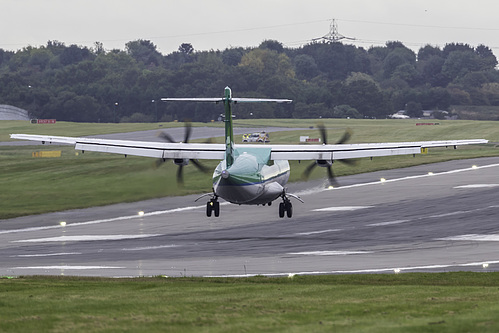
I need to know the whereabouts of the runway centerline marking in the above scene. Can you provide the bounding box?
[312,206,373,212]
[10,252,81,258]
[13,234,161,243]
[367,220,410,227]
[294,229,342,236]
[288,251,373,256]
[122,244,179,251]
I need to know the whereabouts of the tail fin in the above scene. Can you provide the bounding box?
[162,86,292,168]
[223,86,235,167]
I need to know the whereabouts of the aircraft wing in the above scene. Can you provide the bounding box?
[10,134,487,161]
[10,134,226,160]
[265,139,489,160]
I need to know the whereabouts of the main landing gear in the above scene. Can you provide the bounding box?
[206,197,220,217]
[279,198,293,218]
[278,190,303,219]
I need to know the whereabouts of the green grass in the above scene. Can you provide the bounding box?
[1,273,499,332]
[1,119,498,219]
[0,120,223,142]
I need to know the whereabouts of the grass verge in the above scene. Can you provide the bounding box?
[1,273,499,332]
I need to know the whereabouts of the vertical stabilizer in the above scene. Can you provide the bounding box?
[161,86,292,169]
[223,86,235,167]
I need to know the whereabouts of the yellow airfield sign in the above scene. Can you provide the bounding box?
[32,151,62,158]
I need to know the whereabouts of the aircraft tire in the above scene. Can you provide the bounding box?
[279,202,285,218]
[206,202,212,217]
[286,202,293,218]
[214,202,220,217]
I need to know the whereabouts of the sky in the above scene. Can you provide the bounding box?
[2,0,499,58]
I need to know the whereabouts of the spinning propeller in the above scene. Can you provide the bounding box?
[302,123,357,187]
[156,122,210,185]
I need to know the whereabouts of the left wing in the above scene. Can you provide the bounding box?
[266,139,489,160]
[10,134,487,161]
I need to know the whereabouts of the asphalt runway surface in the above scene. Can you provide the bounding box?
[2,156,499,278]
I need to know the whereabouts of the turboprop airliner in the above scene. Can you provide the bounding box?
[11,87,488,218]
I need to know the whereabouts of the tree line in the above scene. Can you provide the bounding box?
[0,39,498,122]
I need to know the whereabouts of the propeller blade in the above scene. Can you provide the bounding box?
[183,122,192,143]
[302,162,317,180]
[176,165,184,186]
[154,158,169,169]
[336,128,352,145]
[326,166,339,187]
[191,159,210,174]
[338,158,358,166]
[158,131,176,143]
[317,123,328,145]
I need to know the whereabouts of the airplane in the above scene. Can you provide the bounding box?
[11,86,488,218]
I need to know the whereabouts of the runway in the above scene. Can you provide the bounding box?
[1,157,499,277]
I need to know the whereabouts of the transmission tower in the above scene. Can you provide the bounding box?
[312,19,355,43]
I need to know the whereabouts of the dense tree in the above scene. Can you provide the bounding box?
[125,40,162,66]
[0,38,498,122]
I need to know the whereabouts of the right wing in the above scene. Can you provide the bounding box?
[10,134,226,160]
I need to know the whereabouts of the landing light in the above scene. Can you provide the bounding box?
[472,165,478,169]
[483,263,489,269]
[428,172,434,176]
[394,268,401,274]
[328,185,334,190]
[380,178,386,183]
[59,221,66,227]
[138,211,145,216]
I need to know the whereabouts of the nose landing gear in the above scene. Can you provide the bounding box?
[206,197,220,217]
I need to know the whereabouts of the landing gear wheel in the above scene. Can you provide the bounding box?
[279,202,285,218]
[285,201,293,218]
[214,201,220,217]
[206,202,213,217]
[206,198,220,217]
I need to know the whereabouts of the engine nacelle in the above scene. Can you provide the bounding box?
[174,158,189,166]
[316,159,333,168]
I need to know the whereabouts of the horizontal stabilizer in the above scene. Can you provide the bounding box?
[161,97,292,103]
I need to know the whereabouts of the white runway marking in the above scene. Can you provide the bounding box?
[11,266,124,270]
[10,252,81,258]
[0,205,209,235]
[454,184,499,189]
[288,251,373,256]
[437,234,499,242]
[294,229,342,236]
[207,260,499,278]
[13,234,161,243]
[367,220,410,227]
[312,206,373,212]
[308,163,499,194]
[122,244,179,251]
